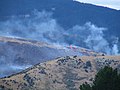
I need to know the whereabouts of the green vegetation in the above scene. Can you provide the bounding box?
[80,66,120,90]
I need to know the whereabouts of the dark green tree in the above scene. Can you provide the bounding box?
[80,82,92,90]
[80,66,120,90]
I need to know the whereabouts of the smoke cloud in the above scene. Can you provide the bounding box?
[0,10,64,42]
[0,10,119,55]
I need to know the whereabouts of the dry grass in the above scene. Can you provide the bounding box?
[0,55,120,90]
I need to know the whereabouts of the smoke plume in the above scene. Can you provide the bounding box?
[0,10,119,55]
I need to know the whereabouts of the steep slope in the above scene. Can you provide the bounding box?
[0,36,102,78]
[0,55,120,90]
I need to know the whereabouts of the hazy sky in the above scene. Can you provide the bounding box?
[75,0,120,10]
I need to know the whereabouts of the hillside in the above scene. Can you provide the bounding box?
[0,0,119,90]
[0,36,102,78]
[0,55,120,90]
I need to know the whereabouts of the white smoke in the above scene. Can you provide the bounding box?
[112,44,119,55]
[111,37,119,55]
[0,10,119,55]
[0,10,64,43]
[65,22,119,55]
[84,22,111,54]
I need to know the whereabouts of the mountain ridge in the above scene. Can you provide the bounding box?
[0,36,104,78]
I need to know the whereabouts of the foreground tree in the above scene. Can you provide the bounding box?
[80,66,120,90]
[80,82,92,90]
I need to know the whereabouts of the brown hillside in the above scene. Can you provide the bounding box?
[0,55,120,90]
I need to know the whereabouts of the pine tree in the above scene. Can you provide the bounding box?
[80,66,120,90]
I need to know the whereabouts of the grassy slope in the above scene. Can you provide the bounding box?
[0,55,120,90]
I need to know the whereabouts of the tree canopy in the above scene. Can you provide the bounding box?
[80,66,120,90]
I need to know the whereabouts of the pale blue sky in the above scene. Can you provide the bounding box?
[75,0,120,10]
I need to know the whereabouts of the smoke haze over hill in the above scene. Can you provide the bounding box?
[0,10,119,55]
